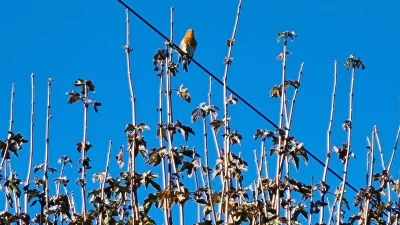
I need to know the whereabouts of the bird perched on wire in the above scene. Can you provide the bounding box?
[179,28,197,72]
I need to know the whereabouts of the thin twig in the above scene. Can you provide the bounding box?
[158,44,169,225]
[4,164,8,211]
[366,137,371,187]
[222,0,243,222]
[55,156,70,225]
[43,78,53,225]
[275,35,288,214]
[99,140,113,225]
[374,126,392,222]
[308,177,315,225]
[287,63,304,127]
[25,73,35,214]
[71,191,76,215]
[327,197,338,225]
[207,76,225,221]
[0,83,15,171]
[124,8,139,221]
[320,60,338,224]
[336,65,356,225]
[81,82,88,221]
[164,6,184,225]
[202,115,217,223]
[207,77,222,160]
[1,83,15,214]
[8,162,20,219]
[169,8,185,225]
[158,40,170,225]
[388,125,400,172]
[364,132,375,225]
[283,62,304,223]
[191,147,202,223]
[253,150,268,217]
[374,126,386,170]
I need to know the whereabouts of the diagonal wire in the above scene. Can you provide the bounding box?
[116,0,360,194]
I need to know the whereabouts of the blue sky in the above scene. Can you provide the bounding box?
[1,0,400,224]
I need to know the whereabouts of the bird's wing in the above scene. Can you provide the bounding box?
[179,40,187,62]
[187,45,196,65]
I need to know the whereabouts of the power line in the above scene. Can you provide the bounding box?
[116,0,360,194]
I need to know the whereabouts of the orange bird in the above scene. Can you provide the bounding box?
[179,28,197,72]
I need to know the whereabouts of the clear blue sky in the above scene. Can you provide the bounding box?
[1,0,400,224]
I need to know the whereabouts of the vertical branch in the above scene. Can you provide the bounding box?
[165,11,174,127]
[207,75,225,221]
[287,63,304,127]
[386,124,400,224]
[261,139,269,179]
[275,36,287,215]
[168,8,185,225]
[81,83,88,221]
[202,114,217,223]
[366,137,371,187]
[374,127,386,170]
[274,31,298,217]
[71,191,76,215]
[99,140,113,225]
[164,6,183,225]
[222,0,243,222]
[320,60,338,224]
[124,7,136,126]
[208,78,213,110]
[1,83,15,213]
[374,127,391,221]
[336,65,356,225]
[327,197,338,225]
[55,157,69,225]
[387,125,400,172]
[44,78,53,224]
[208,77,222,160]
[368,134,375,186]
[364,131,375,225]
[308,177,315,225]
[9,162,20,216]
[25,73,35,214]
[0,83,15,171]
[9,83,15,132]
[208,77,221,158]
[124,8,139,220]
[283,62,304,223]
[158,48,170,225]
[4,164,8,211]
[253,150,268,217]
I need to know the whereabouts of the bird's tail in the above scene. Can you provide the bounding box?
[179,54,188,72]
[182,59,188,72]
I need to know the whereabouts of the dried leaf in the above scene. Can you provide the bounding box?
[177,84,191,103]
[226,94,238,105]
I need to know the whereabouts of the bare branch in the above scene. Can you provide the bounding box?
[0,83,15,171]
[25,73,35,214]
[43,78,53,224]
[320,60,338,224]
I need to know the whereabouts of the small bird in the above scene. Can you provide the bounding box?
[179,28,197,72]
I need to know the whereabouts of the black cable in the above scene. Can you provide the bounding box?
[116,0,360,194]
